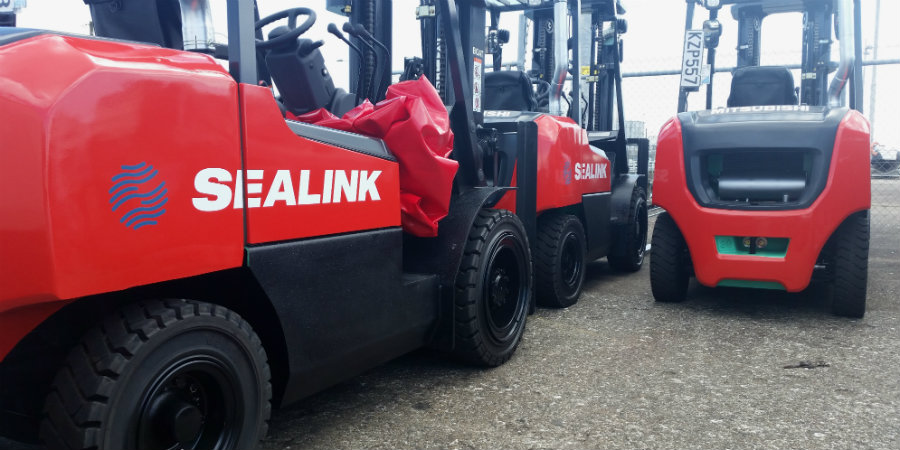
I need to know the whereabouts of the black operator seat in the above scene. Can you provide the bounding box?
[727,66,799,107]
[85,0,183,49]
[484,70,538,112]
[264,27,357,117]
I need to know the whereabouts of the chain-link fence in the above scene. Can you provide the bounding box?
[620,54,900,248]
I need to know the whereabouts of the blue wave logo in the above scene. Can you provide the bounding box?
[109,162,168,230]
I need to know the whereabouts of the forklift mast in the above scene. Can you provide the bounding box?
[678,0,863,112]
[314,0,632,191]
[475,0,625,131]
[520,1,626,136]
[797,1,834,106]
[328,0,489,189]
[417,0,489,188]
[418,0,628,178]
[581,1,625,135]
[326,0,630,188]
[732,0,834,106]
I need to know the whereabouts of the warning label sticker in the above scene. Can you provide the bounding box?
[473,56,483,112]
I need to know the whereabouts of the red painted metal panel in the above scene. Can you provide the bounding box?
[240,86,401,244]
[653,111,871,292]
[535,115,612,212]
[0,35,244,359]
[493,115,612,214]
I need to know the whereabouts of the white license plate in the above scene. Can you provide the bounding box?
[680,30,705,89]
[0,0,13,13]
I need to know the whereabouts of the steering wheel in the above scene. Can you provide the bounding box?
[255,7,316,50]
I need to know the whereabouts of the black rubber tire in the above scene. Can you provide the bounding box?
[650,212,691,303]
[453,209,533,367]
[608,187,649,272]
[534,214,587,308]
[830,211,869,318]
[39,299,272,450]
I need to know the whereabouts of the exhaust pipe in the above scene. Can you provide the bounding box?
[827,0,855,107]
[180,0,215,52]
[550,0,569,115]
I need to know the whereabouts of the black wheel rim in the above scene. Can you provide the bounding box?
[560,231,584,294]
[136,356,243,450]
[482,231,527,344]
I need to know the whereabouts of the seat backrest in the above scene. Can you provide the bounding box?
[727,66,799,107]
[87,0,183,49]
[483,70,537,112]
[265,33,337,116]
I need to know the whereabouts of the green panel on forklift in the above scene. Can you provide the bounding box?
[714,236,789,258]
[717,279,786,290]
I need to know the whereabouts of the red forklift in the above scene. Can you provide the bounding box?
[651,0,871,317]
[470,0,649,308]
[310,0,646,309]
[0,1,531,448]
[0,0,642,449]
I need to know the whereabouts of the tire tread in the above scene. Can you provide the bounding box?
[453,209,531,367]
[39,300,272,450]
[649,212,690,303]
[831,211,869,318]
[534,214,586,308]
[609,187,648,272]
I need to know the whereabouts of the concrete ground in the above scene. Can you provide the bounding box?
[3,180,898,450]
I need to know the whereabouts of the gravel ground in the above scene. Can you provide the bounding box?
[252,209,898,450]
[4,180,898,450]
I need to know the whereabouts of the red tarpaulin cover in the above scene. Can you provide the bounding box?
[288,77,458,237]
